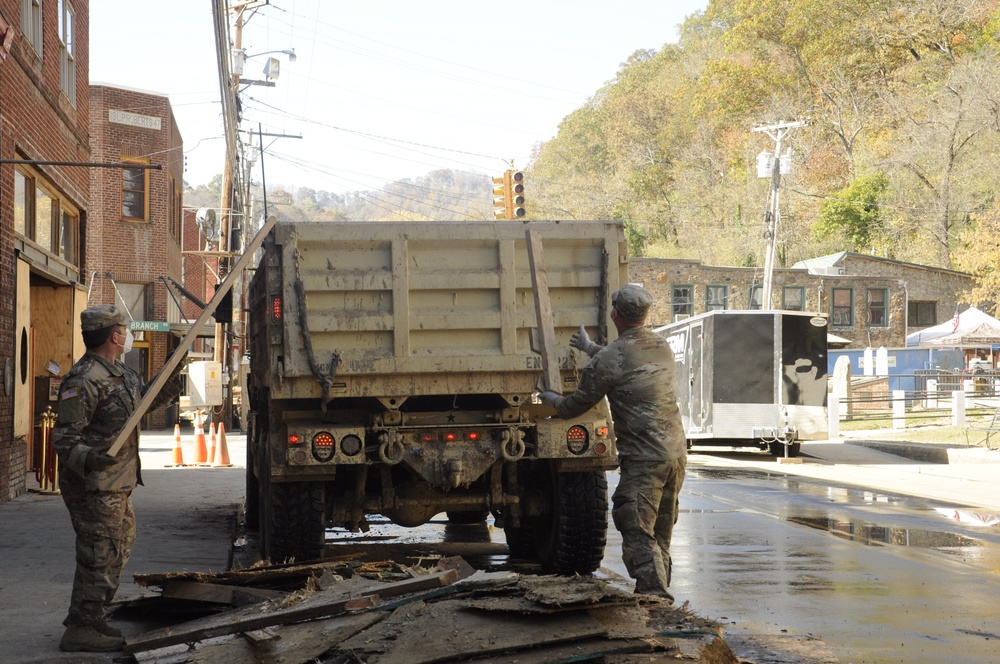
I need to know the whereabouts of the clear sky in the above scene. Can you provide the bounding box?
[90,1,709,194]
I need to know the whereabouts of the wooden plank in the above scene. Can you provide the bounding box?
[525,229,562,394]
[122,591,377,654]
[359,569,458,600]
[133,557,364,588]
[337,600,608,664]
[160,580,287,605]
[108,215,278,456]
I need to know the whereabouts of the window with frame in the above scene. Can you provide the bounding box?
[748,285,763,310]
[122,159,149,221]
[908,301,937,327]
[58,0,75,101]
[783,287,805,311]
[21,0,42,55]
[867,288,888,327]
[832,287,853,326]
[706,285,728,311]
[672,285,693,320]
[13,165,79,265]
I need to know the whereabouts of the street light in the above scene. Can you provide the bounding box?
[231,48,296,77]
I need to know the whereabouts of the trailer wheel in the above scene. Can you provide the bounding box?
[533,463,608,575]
[446,510,490,524]
[267,481,327,563]
[768,441,801,458]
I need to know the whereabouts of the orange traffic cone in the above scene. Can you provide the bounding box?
[208,422,217,465]
[213,422,233,467]
[193,411,208,464]
[170,424,186,466]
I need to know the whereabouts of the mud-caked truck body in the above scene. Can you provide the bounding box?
[245,220,628,573]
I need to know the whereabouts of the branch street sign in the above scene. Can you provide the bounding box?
[129,320,171,333]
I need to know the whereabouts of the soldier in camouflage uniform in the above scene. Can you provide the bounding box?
[53,305,183,652]
[538,285,686,601]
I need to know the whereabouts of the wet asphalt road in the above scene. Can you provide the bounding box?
[664,453,1000,664]
[322,452,1000,664]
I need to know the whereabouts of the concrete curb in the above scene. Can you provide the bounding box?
[845,439,1000,464]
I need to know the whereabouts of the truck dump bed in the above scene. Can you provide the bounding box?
[252,220,628,400]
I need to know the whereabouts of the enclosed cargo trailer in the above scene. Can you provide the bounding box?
[654,310,828,457]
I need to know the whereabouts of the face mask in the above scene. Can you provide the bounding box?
[116,328,134,355]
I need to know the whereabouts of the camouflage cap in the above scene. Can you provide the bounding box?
[612,284,654,322]
[81,305,126,332]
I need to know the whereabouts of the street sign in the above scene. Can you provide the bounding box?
[129,320,171,332]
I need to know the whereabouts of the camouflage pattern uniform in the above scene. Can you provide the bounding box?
[53,307,180,630]
[548,287,686,599]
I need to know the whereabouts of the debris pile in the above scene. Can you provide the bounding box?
[123,558,731,663]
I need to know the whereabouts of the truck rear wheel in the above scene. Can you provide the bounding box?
[266,481,327,563]
[533,465,608,575]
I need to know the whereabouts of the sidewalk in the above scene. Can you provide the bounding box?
[705,434,1000,512]
[0,429,247,664]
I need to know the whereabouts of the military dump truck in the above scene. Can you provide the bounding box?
[245,220,627,573]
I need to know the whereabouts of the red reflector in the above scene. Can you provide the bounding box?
[272,297,282,320]
[420,433,437,443]
[288,434,301,445]
[443,432,458,442]
[465,431,481,441]
[595,442,607,455]
[313,432,335,448]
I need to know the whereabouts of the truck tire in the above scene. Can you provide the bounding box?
[267,481,327,562]
[533,465,608,575]
[768,441,801,458]
[503,516,536,560]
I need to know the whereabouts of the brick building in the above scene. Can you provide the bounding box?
[87,83,185,429]
[1,0,90,501]
[631,252,978,349]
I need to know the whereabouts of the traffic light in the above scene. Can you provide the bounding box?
[510,170,525,218]
[492,172,511,220]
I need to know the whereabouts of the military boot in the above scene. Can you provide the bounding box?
[59,625,124,652]
[95,618,123,638]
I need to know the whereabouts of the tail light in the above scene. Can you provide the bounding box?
[288,434,302,445]
[312,432,335,462]
[271,297,282,321]
[340,434,363,457]
[566,425,589,455]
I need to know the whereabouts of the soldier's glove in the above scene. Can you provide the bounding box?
[570,324,598,354]
[537,391,560,408]
[84,450,117,472]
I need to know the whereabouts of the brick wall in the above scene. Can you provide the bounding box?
[88,84,183,429]
[0,0,91,502]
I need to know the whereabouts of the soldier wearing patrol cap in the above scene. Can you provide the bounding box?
[538,284,687,601]
[53,305,183,652]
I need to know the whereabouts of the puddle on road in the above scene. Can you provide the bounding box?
[687,467,1000,569]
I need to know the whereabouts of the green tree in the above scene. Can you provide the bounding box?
[813,173,890,252]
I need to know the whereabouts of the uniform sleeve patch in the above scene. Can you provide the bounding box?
[61,387,78,400]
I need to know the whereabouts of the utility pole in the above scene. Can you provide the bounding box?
[752,119,809,310]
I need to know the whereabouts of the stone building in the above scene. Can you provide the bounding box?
[2,0,91,501]
[631,251,978,349]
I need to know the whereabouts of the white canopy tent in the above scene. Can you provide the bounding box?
[905,306,1000,347]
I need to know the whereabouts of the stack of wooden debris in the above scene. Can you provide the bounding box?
[122,558,732,663]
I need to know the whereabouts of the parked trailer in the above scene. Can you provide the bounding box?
[245,220,628,573]
[654,310,829,457]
